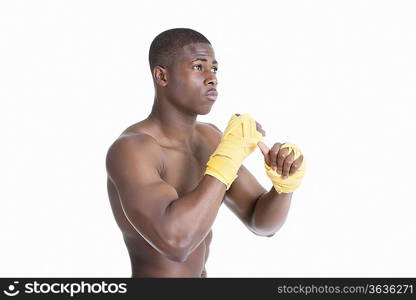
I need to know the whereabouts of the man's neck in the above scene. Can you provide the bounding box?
[147,98,197,149]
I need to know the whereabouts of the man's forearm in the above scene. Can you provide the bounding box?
[250,188,292,236]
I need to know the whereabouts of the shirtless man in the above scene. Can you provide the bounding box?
[105,28,305,278]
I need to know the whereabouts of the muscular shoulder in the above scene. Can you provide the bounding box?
[196,121,222,146]
[106,132,163,178]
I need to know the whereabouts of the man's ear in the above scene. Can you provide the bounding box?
[153,66,168,87]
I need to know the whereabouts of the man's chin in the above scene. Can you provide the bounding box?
[197,106,213,115]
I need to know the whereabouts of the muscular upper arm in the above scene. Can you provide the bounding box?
[203,122,267,229]
[105,134,180,258]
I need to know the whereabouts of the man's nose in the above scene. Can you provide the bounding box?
[204,74,217,87]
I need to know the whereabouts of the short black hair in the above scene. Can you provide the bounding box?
[148,28,211,71]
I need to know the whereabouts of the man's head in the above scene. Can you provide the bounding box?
[149,28,218,115]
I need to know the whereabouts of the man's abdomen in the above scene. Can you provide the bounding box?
[123,231,210,278]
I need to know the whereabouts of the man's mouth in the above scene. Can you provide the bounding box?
[206,89,218,101]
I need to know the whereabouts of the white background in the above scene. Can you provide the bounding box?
[1,0,415,277]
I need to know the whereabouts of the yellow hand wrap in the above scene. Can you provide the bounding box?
[205,114,263,189]
[265,142,306,193]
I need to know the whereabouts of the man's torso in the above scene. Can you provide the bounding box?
[107,119,221,277]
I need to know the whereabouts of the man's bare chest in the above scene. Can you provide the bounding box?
[160,146,212,196]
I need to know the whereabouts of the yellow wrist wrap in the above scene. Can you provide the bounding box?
[265,142,306,193]
[205,114,263,189]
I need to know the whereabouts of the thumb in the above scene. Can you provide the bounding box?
[257,141,271,165]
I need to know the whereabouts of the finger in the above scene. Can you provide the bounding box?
[289,155,304,175]
[257,141,269,156]
[255,122,266,137]
[257,141,271,165]
[257,127,266,136]
[269,143,282,171]
[276,147,290,175]
[282,152,295,178]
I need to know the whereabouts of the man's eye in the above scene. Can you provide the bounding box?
[211,67,218,73]
[192,65,202,71]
